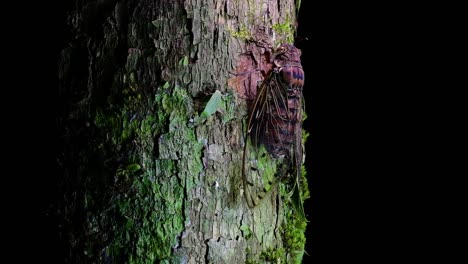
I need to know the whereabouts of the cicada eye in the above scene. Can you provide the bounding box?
[277,45,287,53]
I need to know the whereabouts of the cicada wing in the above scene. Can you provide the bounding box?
[242,73,271,208]
[290,99,307,221]
[282,65,306,220]
[242,71,290,208]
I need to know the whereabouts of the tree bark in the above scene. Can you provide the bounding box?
[57,0,306,263]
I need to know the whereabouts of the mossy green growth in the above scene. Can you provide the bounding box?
[260,247,285,263]
[273,124,309,263]
[221,90,237,124]
[95,82,203,263]
[240,224,253,240]
[245,259,260,264]
[273,16,296,45]
[229,26,252,41]
[255,145,277,192]
[246,142,277,195]
[245,247,286,264]
[281,212,307,264]
[277,150,309,263]
[245,247,260,264]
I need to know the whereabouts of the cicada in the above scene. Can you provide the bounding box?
[242,43,306,218]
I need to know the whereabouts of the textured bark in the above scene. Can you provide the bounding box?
[57,0,304,263]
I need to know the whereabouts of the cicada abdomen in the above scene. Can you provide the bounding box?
[242,43,305,217]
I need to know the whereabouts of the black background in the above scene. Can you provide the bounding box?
[296,2,402,261]
[296,1,452,262]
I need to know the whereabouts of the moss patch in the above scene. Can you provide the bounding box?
[273,16,296,45]
[93,82,203,263]
[260,247,286,263]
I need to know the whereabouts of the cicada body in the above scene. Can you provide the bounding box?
[242,43,305,217]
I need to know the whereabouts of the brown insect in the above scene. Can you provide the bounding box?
[242,43,305,218]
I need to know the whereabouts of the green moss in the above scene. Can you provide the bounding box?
[229,26,252,41]
[94,82,203,263]
[221,90,237,124]
[243,139,278,208]
[276,136,309,263]
[245,260,260,264]
[273,16,296,45]
[260,247,285,263]
[245,247,260,264]
[245,247,286,264]
[255,145,277,192]
[240,224,252,240]
[281,213,307,264]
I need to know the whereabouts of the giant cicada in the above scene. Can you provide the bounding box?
[242,43,306,218]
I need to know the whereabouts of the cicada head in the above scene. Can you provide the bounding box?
[273,43,302,66]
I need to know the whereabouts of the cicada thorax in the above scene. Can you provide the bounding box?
[242,43,305,208]
[252,68,303,158]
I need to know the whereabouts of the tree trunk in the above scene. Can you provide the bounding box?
[57,0,306,263]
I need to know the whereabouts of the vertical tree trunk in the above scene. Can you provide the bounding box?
[57,0,306,263]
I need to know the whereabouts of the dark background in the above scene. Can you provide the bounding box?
[296,1,451,262]
[296,2,400,261]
